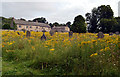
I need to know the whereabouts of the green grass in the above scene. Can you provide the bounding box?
[0,57,2,76]
[2,31,120,76]
[2,61,45,75]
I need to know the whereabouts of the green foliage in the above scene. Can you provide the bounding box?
[66,21,71,29]
[20,18,26,21]
[1,17,17,30]
[99,18,118,33]
[86,5,114,33]
[71,15,86,33]
[33,17,47,23]
[97,5,113,19]
[114,17,120,32]
[49,23,53,28]
[2,24,11,29]
[2,31,120,75]
[52,22,59,26]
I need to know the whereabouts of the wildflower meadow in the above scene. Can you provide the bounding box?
[2,31,120,76]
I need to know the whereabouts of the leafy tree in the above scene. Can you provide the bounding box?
[28,20,32,22]
[33,17,47,23]
[2,23,11,29]
[86,8,98,33]
[66,21,71,29]
[20,18,26,21]
[114,17,120,32]
[49,23,53,28]
[71,15,86,33]
[53,22,59,26]
[1,17,17,30]
[85,5,114,33]
[99,18,118,33]
[59,23,65,26]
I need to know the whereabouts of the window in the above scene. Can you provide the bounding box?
[26,26,28,28]
[19,25,21,28]
[30,26,32,28]
[36,27,38,29]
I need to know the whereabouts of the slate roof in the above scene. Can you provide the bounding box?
[14,19,51,28]
[52,26,69,32]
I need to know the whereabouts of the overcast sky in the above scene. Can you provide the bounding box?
[0,0,120,24]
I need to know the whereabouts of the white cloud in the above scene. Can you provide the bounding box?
[1,0,120,23]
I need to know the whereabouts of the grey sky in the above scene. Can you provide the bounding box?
[1,0,120,24]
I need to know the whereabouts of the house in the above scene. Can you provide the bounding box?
[13,18,51,32]
[51,26,70,32]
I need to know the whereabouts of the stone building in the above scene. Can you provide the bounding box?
[13,19,51,32]
[51,26,70,32]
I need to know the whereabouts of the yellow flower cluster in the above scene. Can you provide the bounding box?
[100,47,110,52]
[90,53,98,57]
[50,48,55,51]
[1,31,119,56]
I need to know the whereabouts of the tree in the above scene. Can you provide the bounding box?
[2,23,11,29]
[66,21,71,29]
[49,23,53,28]
[71,15,86,33]
[114,17,120,32]
[59,23,65,26]
[20,18,26,21]
[1,17,17,30]
[33,17,47,23]
[28,20,32,22]
[52,22,59,26]
[85,5,114,33]
[99,18,118,33]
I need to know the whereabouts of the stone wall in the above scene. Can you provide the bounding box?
[17,24,51,32]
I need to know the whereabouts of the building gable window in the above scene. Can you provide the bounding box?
[19,25,21,28]
[30,26,32,28]
[26,26,28,28]
[36,27,38,29]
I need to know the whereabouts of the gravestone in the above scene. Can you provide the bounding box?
[17,32,20,35]
[115,31,119,35]
[97,32,104,38]
[69,31,73,37]
[49,30,55,36]
[41,29,46,41]
[26,31,31,37]
[109,32,113,36]
[21,29,26,33]
[23,30,25,33]
[41,34,46,40]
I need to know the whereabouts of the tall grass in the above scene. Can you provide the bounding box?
[2,31,120,75]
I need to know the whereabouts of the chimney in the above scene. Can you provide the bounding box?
[10,17,14,28]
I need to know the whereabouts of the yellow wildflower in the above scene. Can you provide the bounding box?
[105,47,110,51]
[50,48,54,51]
[28,40,31,43]
[45,46,48,47]
[100,49,104,52]
[92,40,97,43]
[32,46,35,50]
[94,53,98,56]
[9,42,13,45]
[2,45,4,47]
[87,41,91,44]
[90,53,98,57]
